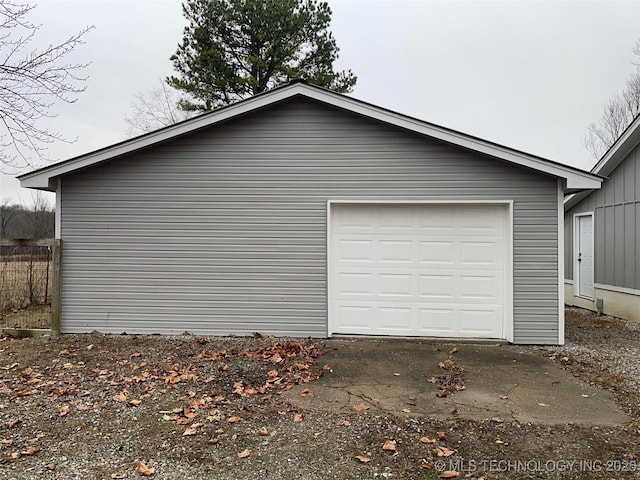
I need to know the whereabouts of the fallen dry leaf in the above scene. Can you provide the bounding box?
[7,418,21,428]
[439,471,460,478]
[110,474,126,479]
[136,461,155,476]
[420,459,434,469]
[355,454,370,463]
[419,436,436,444]
[293,413,304,423]
[237,448,251,458]
[21,446,40,456]
[113,390,131,402]
[436,446,456,457]
[299,389,314,398]
[437,431,446,440]
[207,437,219,445]
[401,408,411,413]
[449,347,458,354]
[382,439,397,452]
[58,405,71,417]
[499,394,509,400]
[227,416,241,423]
[352,403,369,412]
[183,427,198,436]
[129,399,142,407]
[257,427,269,436]
[342,420,351,427]
[47,463,57,471]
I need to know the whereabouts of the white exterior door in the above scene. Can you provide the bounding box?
[329,203,509,338]
[576,214,594,298]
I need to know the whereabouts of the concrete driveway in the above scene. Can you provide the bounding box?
[284,338,630,426]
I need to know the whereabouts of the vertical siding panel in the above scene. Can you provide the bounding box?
[604,206,615,285]
[564,212,573,279]
[613,168,624,204]
[624,203,636,287]
[595,208,606,284]
[624,155,635,202]
[614,205,625,283]
[60,98,559,343]
[637,204,640,288]
[606,174,615,205]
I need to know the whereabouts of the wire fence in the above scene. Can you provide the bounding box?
[0,244,53,330]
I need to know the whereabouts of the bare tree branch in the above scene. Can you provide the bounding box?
[124,80,194,136]
[0,198,17,238]
[0,1,93,172]
[584,40,640,160]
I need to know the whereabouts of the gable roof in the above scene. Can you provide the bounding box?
[565,112,640,210]
[19,81,602,192]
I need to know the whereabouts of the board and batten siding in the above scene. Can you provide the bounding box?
[565,142,640,290]
[60,97,560,343]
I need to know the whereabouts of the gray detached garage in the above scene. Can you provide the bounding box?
[18,81,601,344]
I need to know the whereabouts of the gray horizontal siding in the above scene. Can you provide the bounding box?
[60,97,559,343]
[566,143,640,290]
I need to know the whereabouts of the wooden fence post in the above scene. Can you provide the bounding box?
[51,239,62,335]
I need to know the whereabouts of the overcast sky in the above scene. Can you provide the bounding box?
[2,0,640,206]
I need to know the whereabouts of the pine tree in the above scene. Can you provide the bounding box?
[167,0,356,111]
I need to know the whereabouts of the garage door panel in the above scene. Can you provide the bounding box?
[417,206,456,232]
[336,238,376,264]
[459,307,503,336]
[378,273,413,298]
[330,203,508,339]
[335,272,375,297]
[379,239,414,263]
[419,241,456,264]
[379,306,412,330]
[460,273,504,301]
[419,274,455,299]
[417,308,455,334]
[332,205,376,233]
[460,240,503,266]
[459,206,505,234]
[379,208,415,232]
[335,305,374,331]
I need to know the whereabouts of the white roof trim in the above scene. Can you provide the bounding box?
[20,82,602,191]
[592,113,640,176]
[565,113,640,210]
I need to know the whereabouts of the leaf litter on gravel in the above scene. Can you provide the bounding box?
[1,318,640,480]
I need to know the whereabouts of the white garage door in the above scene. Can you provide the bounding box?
[329,203,509,338]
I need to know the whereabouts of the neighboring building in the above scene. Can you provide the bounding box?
[19,82,601,344]
[565,115,640,321]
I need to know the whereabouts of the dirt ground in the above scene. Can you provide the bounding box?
[1,309,639,479]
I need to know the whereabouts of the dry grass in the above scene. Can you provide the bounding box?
[0,259,52,329]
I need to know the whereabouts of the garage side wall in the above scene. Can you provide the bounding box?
[60,98,559,343]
